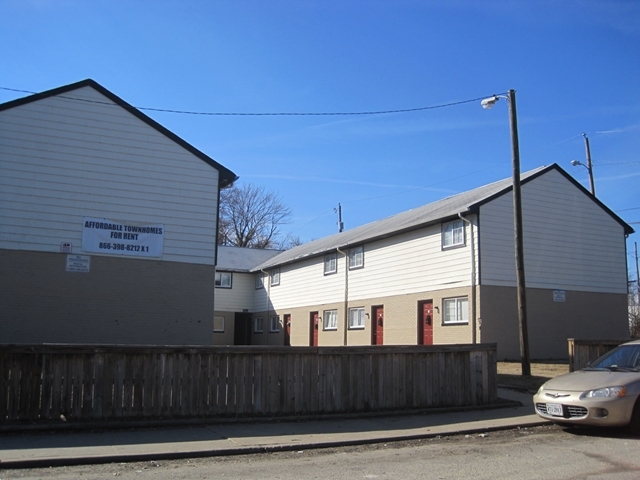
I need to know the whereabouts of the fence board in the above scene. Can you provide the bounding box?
[568,339,627,372]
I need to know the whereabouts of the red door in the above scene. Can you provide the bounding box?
[419,301,434,345]
[372,306,384,345]
[284,314,291,346]
[309,312,319,346]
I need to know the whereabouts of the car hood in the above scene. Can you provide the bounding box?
[541,370,640,392]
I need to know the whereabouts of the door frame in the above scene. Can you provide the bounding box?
[371,305,384,345]
[284,313,291,346]
[309,311,319,346]
[418,300,434,346]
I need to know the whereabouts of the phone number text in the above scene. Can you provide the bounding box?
[98,242,150,253]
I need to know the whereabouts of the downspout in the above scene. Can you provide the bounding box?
[336,247,349,346]
[261,268,270,346]
[458,212,477,344]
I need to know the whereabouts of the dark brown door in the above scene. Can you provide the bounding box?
[309,312,319,346]
[372,305,384,345]
[233,312,252,345]
[419,301,434,345]
[284,314,291,346]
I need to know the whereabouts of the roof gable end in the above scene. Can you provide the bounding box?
[0,79,238,187]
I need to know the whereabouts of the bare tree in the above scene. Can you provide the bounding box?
[218,183,295,249]
[630,279,640,338]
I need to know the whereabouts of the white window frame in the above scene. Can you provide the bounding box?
[324,253,337,275]
[270,315,280,332]
[443,297,469,325]
[270,268,280,286]
[349,307,365,329]
[213,316,225,333]
[348,246,364,270]
[323,309,338,331]
[215,272,232,289]
[255,272,265,290]
[254,317,264,333]
[442,220,465,249]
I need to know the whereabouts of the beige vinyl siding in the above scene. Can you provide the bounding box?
[214,272,257,312]
[347,222,474,300]
[0,87,219,265]
[259,221,476,315]
[479,170,628,294]
[259,256,346,310]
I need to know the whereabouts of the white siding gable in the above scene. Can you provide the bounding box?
[479,169,627,293]
[0,86,220,265]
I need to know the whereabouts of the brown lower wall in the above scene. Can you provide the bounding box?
[479,285,630,360]
[0,249,215,345]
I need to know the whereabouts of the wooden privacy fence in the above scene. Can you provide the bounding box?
[568,339,630,372]
[1,344,497,425]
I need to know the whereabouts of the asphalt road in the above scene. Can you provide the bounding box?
[5,426,640,480]
[3,425,640,480]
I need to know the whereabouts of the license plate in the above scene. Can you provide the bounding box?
[546,403,563,416]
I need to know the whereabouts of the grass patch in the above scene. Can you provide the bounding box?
[497,362,569,392]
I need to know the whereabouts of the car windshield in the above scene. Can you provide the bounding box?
[587,344,640,371]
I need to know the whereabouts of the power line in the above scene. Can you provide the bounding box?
[0,85,493,117]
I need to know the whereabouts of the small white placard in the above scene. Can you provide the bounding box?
[60,242,73,253]
[66,255,91,273]
[553,290,566,302]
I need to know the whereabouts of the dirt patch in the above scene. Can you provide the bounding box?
[497,362,569,392]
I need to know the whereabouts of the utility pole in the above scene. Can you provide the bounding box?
[633,242,640,306]
[481,89,531,377]
[508,89,531,377]
[583,133,595,196]
[336,203,344,233]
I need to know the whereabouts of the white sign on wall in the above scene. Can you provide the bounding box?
[82,217,164,258]
[553,290,566,302]
[66,254,90,272]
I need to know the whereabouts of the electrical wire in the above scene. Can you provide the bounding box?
[0,85,491,117]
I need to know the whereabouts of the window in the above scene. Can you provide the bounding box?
[270,268,280,286]
[270,315,280,332]
[213,316,225,333]
[349,307,365,329]
[255,272,265,289]
[215,272,232,288]
[443,297,469,324]
[254,317,264,333]
[323,310,338,330]
[349,246,364,269]
[442,220,465,248]
[324,253,337,275]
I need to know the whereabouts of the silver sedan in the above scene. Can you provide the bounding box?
[533,339,640,430]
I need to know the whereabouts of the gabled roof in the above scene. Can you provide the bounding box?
[0,79,238,188]
[217,246,284,272]
[254,163,634,271]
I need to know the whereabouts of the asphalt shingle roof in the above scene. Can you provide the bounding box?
[252,164,633,271]
[217,246,283,272]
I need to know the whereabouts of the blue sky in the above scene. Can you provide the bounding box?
[1,0,639,276]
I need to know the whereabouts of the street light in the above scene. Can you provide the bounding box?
[481,90,531,377]
[571,133,595,196]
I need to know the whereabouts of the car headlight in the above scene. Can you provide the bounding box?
[582,386,626,398]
